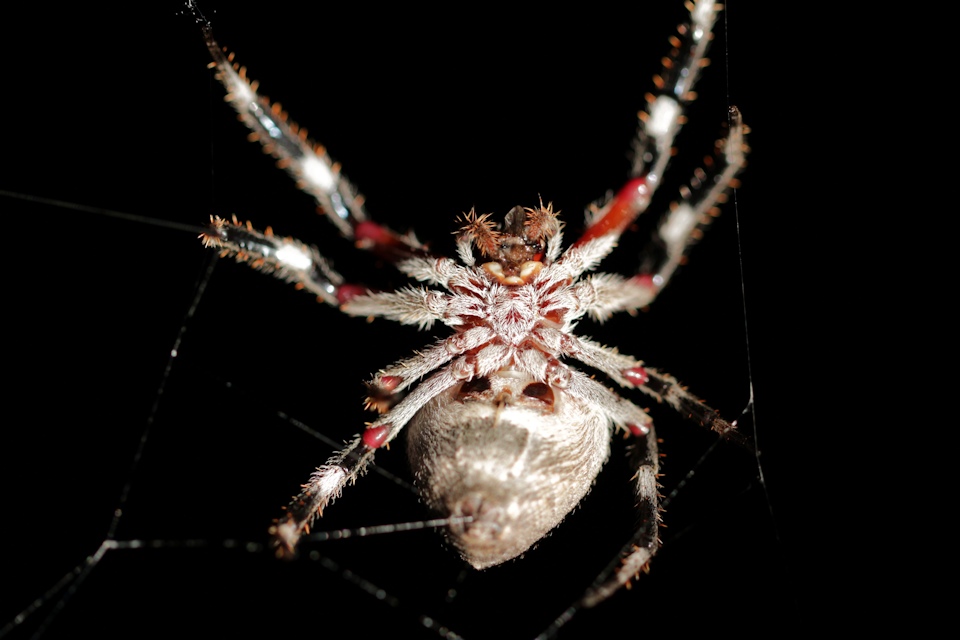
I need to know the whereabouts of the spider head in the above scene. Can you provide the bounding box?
[406,370,610,569]
[457,205,562,284]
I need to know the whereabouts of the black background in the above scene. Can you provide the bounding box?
[2,2,826,638]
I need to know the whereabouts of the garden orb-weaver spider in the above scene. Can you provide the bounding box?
[0,2,776,638]
[194,0,749,609]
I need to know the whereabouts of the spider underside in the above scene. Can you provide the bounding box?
[196,0,749,609]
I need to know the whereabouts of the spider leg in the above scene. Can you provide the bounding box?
[572,272,658,321]
[570,108,747,318]
[568,0,747,315]
[200,215,364,306]
[574,0,721,249]
[341,286,452,330]
[579,426,661,608]
[560,334,748,448]
[641,365,748,447]
[542,368,661,609]
[564,369,653,436]
[631,107,747,305]
[338,251,486,328]
[270,434,372,555]
[272,364,464,554]
[199,223,473,309]
[361,326,496,408]
[273,332,514,554]
[200,21,433,264]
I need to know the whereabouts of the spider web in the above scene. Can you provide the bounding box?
[2,3,798,638]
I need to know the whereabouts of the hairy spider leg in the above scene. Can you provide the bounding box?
[198,18,435,272]
[537,1,749,611]
[578,426,661,610]
[190,15,454,553]
[574,0,747,310]
[631,106,746,303]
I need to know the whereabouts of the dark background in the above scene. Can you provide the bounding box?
[2,2,825,638]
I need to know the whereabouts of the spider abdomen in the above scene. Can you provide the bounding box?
[406,369,611,569]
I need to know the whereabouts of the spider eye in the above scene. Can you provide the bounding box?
[522,382,554,405]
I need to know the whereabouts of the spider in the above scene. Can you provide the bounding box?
[194,0,748,609]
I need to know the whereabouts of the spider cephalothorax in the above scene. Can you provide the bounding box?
[196,0,749,608]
